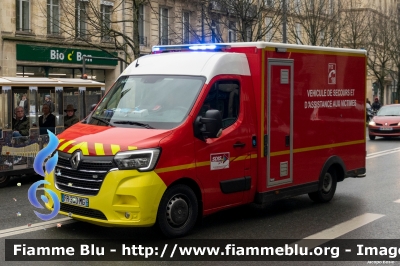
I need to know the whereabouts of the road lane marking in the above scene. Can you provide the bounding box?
[367,147,400,159]
[394,199,400,203]
[291,213,385,249]
[0,218,76,238]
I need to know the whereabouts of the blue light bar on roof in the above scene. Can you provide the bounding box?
[189,45,217,50]
[152,44,230,53]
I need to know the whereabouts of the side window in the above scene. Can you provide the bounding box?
[199,80,240,129]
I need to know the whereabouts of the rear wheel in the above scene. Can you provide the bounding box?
[308,169,337,203]
[369,135,376,140]
[157,184,198,238]
[0,175,11,188]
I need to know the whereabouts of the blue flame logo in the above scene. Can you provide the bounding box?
[28,130,60,220]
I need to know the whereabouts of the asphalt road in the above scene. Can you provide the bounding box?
[1,133,400,265]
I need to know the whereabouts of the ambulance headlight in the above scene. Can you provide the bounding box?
[114,148,161,171]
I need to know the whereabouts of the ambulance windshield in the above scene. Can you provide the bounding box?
[88,75,205,129]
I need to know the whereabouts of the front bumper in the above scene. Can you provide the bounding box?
[44,169,167,227]
[368,125,400,137]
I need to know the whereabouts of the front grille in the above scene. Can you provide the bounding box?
[58,157,114,171]
[60,203,107,220]
[375,123,399,127]
[55,152,116,196]
[370,129,400,134]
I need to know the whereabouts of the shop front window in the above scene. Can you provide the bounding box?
[17,66,106,82]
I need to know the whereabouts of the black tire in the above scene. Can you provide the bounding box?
[308,169,337,203]
[157,184,198,238]
[369,135,376,140]
[0,175,11,188]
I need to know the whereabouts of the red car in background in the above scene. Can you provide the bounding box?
[368,104,400,140]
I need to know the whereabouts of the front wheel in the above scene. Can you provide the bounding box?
[369,135,376,140]
[157,184,198,238]
[0,175,11,188]
[308,170,337,203]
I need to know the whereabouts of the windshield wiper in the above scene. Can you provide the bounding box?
[113,120,154,129]
[91,116,113,126]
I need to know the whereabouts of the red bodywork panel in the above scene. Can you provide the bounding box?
[59,45,366,217]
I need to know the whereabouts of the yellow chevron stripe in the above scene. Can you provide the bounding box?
[59,140,76,151]
[95,143,105,156]
[68,142,83,154]
[68,142,89,155]
[79,142,89,155]
[111,144,120,155]
[128,146,137,150]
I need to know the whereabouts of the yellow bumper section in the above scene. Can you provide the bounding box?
[44,169,167,227]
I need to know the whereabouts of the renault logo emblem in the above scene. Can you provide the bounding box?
[70,150,82,170]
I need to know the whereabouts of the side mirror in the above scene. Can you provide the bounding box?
[90,104,97,112]
[193,109,223,141]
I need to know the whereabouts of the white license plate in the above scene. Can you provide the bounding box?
[61,194,89,207]
[380,127,393,131]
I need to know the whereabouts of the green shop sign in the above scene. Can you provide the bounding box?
[16,44,118,66]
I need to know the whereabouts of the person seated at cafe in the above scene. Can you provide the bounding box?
[39,103,56,135]
[64,104,79,129]
[12,106,30,137]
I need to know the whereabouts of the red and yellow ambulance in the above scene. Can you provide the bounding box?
[45,42,366,237]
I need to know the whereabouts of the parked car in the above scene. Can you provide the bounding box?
[368,104,400,140]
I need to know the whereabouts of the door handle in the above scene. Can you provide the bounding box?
[233,142,246,148]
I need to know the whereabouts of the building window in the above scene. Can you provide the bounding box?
[296,23,302,44]
[182,11,190,44]
[101,2,112,41]
[246,26,251,42]
[295,0,301,13]
[211,20,220,43]
[265,0,274,7]
[138,5,145,45]
[265,17,272,41]
[47,0,60,34]
[320,30,325,42]
[228,21,236,42]
[16,0,30,31]
[75,0,87,38]
[159,7,169,45]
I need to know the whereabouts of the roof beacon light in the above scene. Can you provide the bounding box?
[189,45,217,50]
[152,44,230,53]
